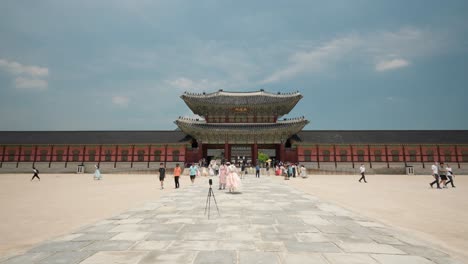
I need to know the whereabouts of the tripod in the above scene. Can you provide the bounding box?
[204,183,220,219]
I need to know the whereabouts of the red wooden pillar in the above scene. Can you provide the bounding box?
[437,145,441,163]
[16,145,22,168]
[164,144,168,166]
[98,145,102,167]
[385,145,389,168]
[114,145,119,168]
[0,145,5,168]
[350,145,355,168]
[33,145,38,167]
[252,142,258,166]
[455,145,460,169]
[82,145,86,164]
[419,145,425,169]
[316,144,320,169]
[402,145,407,167]
[367,145,372,168]
[48,145,54,168]
[130,145,135,168]
[333,145,337,168]
[147,145,152,168]
[65,145,70,168]
[224,142,229,162]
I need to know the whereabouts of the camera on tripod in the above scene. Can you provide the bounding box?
[209,179,213,186]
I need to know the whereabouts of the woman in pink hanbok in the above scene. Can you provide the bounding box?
[218,162,228,190]
[226,162,242,193]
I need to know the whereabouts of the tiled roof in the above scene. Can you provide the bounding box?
[0,131,191,145]
[175,117,309,133]
[295,130,468,144]
[181,90,302,105]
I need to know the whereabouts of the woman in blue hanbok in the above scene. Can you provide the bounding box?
[94,165,102,180]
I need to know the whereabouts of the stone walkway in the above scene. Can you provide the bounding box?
[1,176,463,264]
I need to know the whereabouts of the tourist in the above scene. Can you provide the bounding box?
[287,164,293,180]
[358,164,367,183]
[300,164,308,178]
[292,163,297,178]
[218,162,227,190]
[430,161,441,189]
[255,164,260,178]
[93,164,102,180]
[189,163,199,184]
[275,165,281,176]
[266,164,270,176]
[173,163,181,189]
[439,162,448,188]
[445,164,456,188]
[31,167,40,181]
[226,162,241,193]
[240,163,246,179]
[159,163,166,189]
[208,164,215,176]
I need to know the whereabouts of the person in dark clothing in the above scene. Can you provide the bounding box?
[445,164,456,188]
[159,163,166,190]
[31,167,40,181]
[255,164,260,178]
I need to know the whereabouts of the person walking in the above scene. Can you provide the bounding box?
[439,162,448,188]
[218,162,227,190]
[189,163,198,185]
[300,164,308,178]
[430,162,441,189]
[173,163,181,189]
[226,162,242,193]
[93,164,102,180]
[445,164,456,188]
[255,164,260,178]
[292,163,297,178]
[358,164,367,183]
[287,164,293,180]
[31,167,40,181]
[158,163,166,189]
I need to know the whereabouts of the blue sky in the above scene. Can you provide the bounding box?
[1,0,467,131]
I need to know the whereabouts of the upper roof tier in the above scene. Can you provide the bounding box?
[181,90,303,117]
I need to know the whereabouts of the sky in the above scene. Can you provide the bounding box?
[1,0,468,131]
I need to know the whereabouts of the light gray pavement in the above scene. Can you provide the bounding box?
[1,175,464,264]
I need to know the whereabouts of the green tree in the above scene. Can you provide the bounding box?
[258,152,269,165]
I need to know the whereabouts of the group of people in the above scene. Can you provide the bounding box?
[275,163,308,180]
[430,161,456,189]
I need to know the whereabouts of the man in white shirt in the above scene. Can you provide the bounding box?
[429,162,441,189]
[358,164,367,183]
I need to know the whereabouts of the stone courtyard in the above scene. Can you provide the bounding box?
[1,176,462,264]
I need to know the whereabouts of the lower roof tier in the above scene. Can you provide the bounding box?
[175,117,309,144]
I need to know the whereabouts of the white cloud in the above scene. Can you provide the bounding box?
[261,36,361,84]
[0,58,49,90]
[261,27,440,83]
[0,59,48,77]
[112,96,130,107]
[15,77,48,90]
[166,77,226,91]
[375,58,410,72]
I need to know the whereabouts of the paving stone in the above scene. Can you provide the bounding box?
[324,253,379,264]
[145,232,181,241]
[72,233,116,241]
[369,234,405,245]
[357,221,385,228]
[28,241,91,252]
[193,251,236,264]
[138,250,197,264]
[393,245,449,258]
[315,225,351,234]
[254,241,285,252]
[80,251,147,264]
[109,224,151,232]
[217,241,256,251]
[1,252,51,264]
[111,231,150,241]
[82,240,135,251]
[295,233,329,242]
[284,241,341,253]
[37,251,94,264]
[325,233,374,244]
[167,240,219,251]
[115,218,144,224]
[279,253,328,264]
[370,254,436,264]
[239,251,280,264]
[338,243,405,254]
[131,241,172,250]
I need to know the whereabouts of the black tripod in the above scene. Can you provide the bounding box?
[205,179,220,219]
